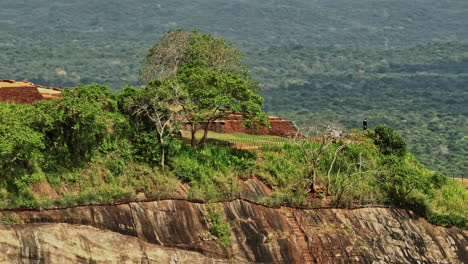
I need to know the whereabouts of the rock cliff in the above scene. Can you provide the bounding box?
[0,199,466,263]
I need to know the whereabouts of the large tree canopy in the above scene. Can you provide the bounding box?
[139,30,248,83]
[139,29,268,147]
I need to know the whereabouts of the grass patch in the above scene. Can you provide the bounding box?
[182,131,293,147]
[206,204,231,248]
[0,215,23,224]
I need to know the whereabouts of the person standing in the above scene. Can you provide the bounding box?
[363,119,368,130]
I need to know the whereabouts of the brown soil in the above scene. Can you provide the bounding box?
[453,178,468,188]
[31,181,59,199]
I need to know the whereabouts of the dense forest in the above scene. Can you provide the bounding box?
[2,0,468,48]
[1,0,467,175]
[260,43,468,175]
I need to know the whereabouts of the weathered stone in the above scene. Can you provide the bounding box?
[136,192,147,201]
[0,200,466,263]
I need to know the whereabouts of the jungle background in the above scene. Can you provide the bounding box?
[1,0,467,176]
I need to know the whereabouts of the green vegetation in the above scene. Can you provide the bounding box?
[1,1,467,175]
[2,0,468,49]
[0,24,466,229]
[260,43,468,176]
[0,215,23,224]
[0,83,466,228]
[182,131,292,148]
[139,30,268,148]
[206,204,231,248]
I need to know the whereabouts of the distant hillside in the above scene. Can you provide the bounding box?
[259,43,468,174]
[2,0,468,49]
[2,0,468,88]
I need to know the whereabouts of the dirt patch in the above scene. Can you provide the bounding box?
[453,178,468,188]
[31,181,59,199]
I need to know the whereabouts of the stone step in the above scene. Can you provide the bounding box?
[284,210,314,263]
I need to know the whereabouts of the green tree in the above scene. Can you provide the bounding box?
[177,66,267,147]
[139,30,247,83]
[140,30,268,147]
[130,80,183,167]
[44,83,115,167]
[369,126,433,203]
[378,154,432,203]
[0,103,45,178]
[372,125,407,157]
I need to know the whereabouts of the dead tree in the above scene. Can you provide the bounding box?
[293,123,341,193]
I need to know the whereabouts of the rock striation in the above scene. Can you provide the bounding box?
[0,199,466,263]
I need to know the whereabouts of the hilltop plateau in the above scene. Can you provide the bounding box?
[1,0,467,175]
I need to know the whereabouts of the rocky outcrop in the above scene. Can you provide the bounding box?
[0,200,466,263]
[0,224,227,264]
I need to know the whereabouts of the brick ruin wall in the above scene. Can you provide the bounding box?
[187,116,298,137]
[219,119,298,137]
[0,80,62,104]
[0,86,45,104]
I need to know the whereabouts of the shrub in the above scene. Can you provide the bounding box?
[132,131,162,166]
[206,205,231,248]
[428,213,466,229]
[271,188,309,206]
[430,172,448,189]
[372,125,407,157]
[171,145,255,181]
[255,144,306,187]
[401,192,431,217]
[0,103,45,180]
[0,215,23,224]
[40,84,116,168]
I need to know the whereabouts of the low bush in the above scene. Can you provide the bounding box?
[428,213,466,229]
[255,144,307,187]
[170,145,254,200]
[206,204,231,248]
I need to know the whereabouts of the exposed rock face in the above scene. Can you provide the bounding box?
[0,224,227,264]
[0,200,466,263]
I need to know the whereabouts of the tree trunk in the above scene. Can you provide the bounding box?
[199,121,211,147]
[160,137,165,168]
[190,124,197,148]
[308,168,317,193]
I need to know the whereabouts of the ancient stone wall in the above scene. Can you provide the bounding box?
[0,86,45,104]
[186,115,298,137]
[0,80,62,104]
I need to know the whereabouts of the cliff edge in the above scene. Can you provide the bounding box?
[1,199,466,263]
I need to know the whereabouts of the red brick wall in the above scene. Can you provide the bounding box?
[221,119,298,137]
[0,87,45,104]
[186,115,298,137]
